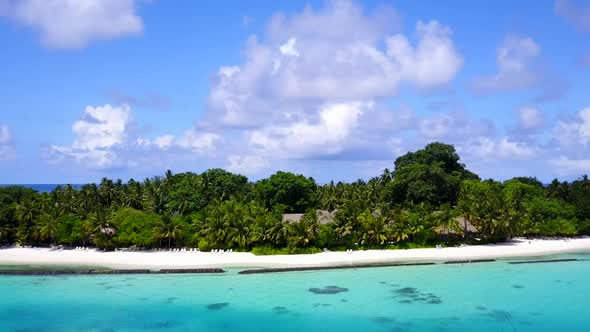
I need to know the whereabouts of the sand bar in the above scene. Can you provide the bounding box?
[0,238,589,271]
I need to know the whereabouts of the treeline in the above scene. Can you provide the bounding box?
[0,142,589,253]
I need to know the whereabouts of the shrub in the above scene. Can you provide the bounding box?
[198,239,211,251]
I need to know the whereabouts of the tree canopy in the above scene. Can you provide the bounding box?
[0,142,588,252]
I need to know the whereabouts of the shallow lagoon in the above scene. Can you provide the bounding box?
[1,253,589,332]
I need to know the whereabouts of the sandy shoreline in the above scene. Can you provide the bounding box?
[0,238,589,271]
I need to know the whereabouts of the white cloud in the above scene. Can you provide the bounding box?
[73,104,131,150]
[555,0,590,32]
[176,130,220,153]
[541,106,590,175]
[580,107,590,142]
[279,37,300,57]
[0,124,11,145]
[227,155,270,174]
[203,1,463,174]
[48,104,219,170]
[0,124,16,160]
[153,135,175,150]
[550,157,590,174]
[517,106,545,130]
[49,104,132,168]
[386,20,463,88]
[472,36,541,92]
[248,101,370,159]
[553,106,590,146]
[418,114,454,139]
[472,137,537,160]
[417,111,495,142]
[0,0,143,48]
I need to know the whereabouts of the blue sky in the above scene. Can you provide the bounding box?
[0,0,590,184]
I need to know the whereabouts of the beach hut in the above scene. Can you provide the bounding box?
[282,210,337,225]
[99,227,116,237]
[435,217,477,236]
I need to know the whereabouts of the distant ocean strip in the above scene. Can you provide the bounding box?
[0,184,83,193]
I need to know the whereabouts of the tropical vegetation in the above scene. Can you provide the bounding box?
[0,142,589,253]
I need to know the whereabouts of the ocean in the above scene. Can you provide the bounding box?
[0,184,83,193]
[1,253,589,331]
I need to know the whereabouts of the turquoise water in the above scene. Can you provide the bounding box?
[1,254,589,332]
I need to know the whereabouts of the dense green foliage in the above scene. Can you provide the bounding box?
[1,142,589,252]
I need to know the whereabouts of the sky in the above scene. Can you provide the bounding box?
[0,0,590,184]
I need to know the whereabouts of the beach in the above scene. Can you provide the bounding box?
[1,237,589,271]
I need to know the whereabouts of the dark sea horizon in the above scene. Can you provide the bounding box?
[0,184,83,193]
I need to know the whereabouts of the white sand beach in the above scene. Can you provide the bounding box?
[1,238,589,271]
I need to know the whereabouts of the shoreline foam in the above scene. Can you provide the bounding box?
[0,238,589,271]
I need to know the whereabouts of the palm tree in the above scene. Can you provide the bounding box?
[89,209,115,236]
[143,177,168,214]
[0,225,13,244]
[266,219,290,247]
[37,217,59,245]
[124,179,143,210]
[435,203,459,242]
[58,184,78,215]
[287,211,319,248]
[77,184,99,218]
[155,213,183,248]
[389,208,411,243]
[319,181,339,212]
[358,209,388,246]
[16,198,37,226]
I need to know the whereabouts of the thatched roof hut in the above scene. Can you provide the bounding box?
[100,227,116,237]
[282,210,336,225]
[435,216,477,235]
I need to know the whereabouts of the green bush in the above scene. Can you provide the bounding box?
[538,218,578,237]
[198,239,211,251]
[251,245,322,255]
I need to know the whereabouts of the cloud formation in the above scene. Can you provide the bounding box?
[517,106,545,130]
[48,104,218,170]
[549,106,590,174]
[0,124,16,160]
[40,0,585,181]
[472,36,541,92]
[203,0,463,174]
[0,0,143,48]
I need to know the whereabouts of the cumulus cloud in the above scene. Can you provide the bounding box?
[248,101,370,159]
[553,106,590,146]
[551,157,590,174]
[0,124,16,160]
[49,104,133,168]
[386,20,463,88]
[471,138,538,160]
[417,111,495,142]
[48,104,218,170]
[203,0,463,174]
[227,155,270,174]
[517,106,545,130]
[547,106,590,174]
[0,0,143,48]
[555,0,590,32]
[472,36,541,92]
